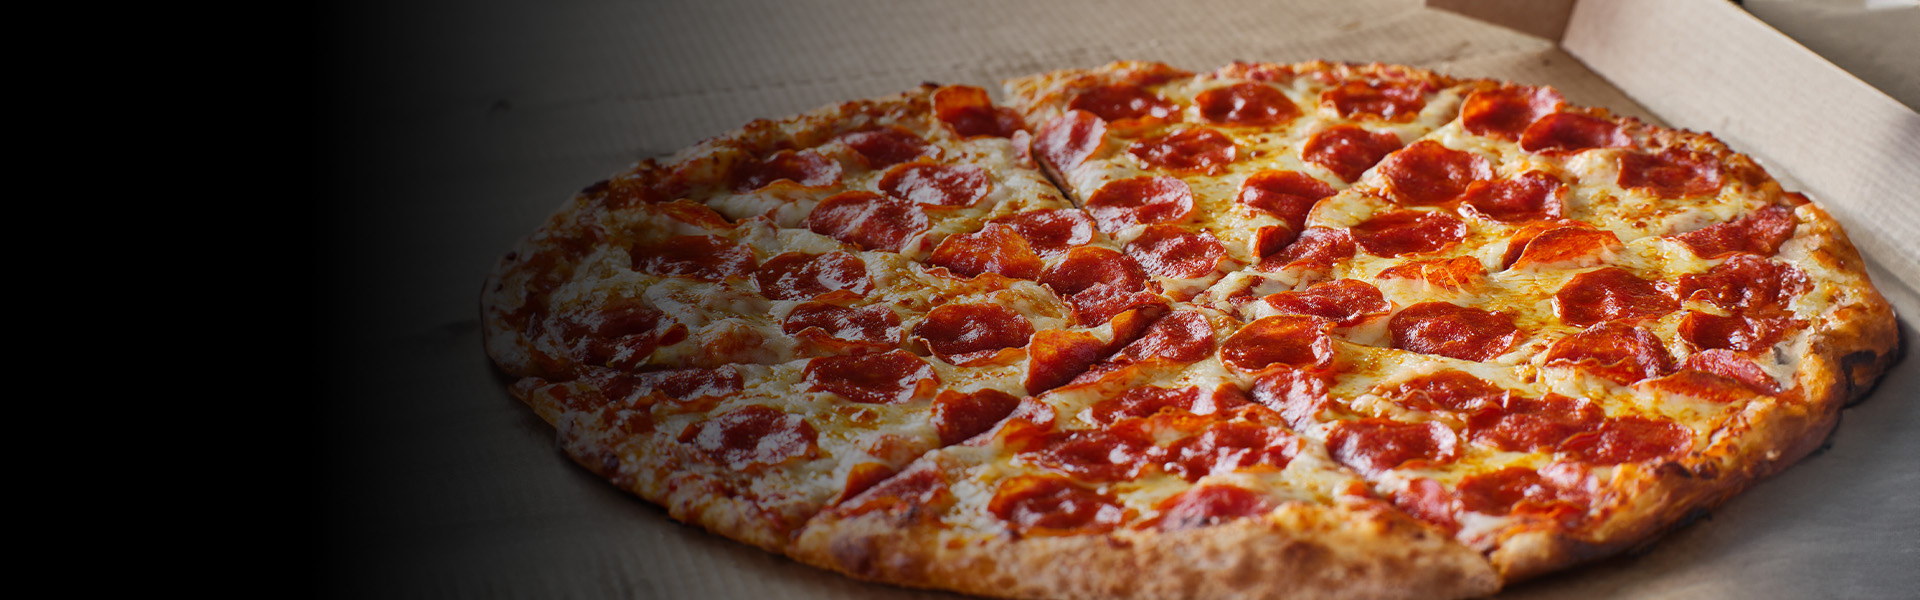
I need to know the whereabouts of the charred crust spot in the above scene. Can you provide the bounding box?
[1840,346,1897,407]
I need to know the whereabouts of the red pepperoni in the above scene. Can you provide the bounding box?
[931,388,1022,446]
[1263,279,1390,326]
[927,223,1046,280]
[1163,422,1294,482]
[546,304,683,371]
[783,302,901,350]
[838,466,951,521]
[1459,171,1566,223]
[1456,467,1583,519]
[1390,302,1519,362]
[731,149,841,192]
[914,303,1036,366]
[836,462,899,506]
[1506,226,1621,270]
[1154,485,1273,530]
[1618,148,1724,199]
[677,405,818,470]
[632,366,745,404]
[755,252,872,301]
[1378,141,1495,206]
[1375,257,1485,292]
[1394,478,1459,532]
[1128,128,1237,173]
[1468,394,1605,451]
[1237,170,1335,232]
[1126,225,1226,279]
[836,126,936,168]
[1085,176,1195,233]
[631,235,757,281]
[934,85,1023,138]
[1257,227,1355,272]
[1328,419,1459,474]
[1560,416,1691,465]
[1677,255,1809,312]
[988,475,1126,535]
[1253,226,1297,258]
[1684,349,1782,395]
[654,199,733,229]
[805,192,930,252]
[1221,315,1335,373]
[1062,284,1165,328]
[1553,267,1678,327]
[1197,82,1299,126]
[1033,110,1107,173]
[1385,370,1510,413]
[1670,205,1797,259]
[1544,321,1676,385]
[1250,367,1332,430]
[1110,311,1216,365]
[1678,311,1798,354]
[1644,369,1764,403]
[1351,210,1466,257]
[1321,80,1427,121]
[1520,113,1630,153]
[880,163,992,208]
[1025,329,1111,395]
[1089,386,1214,424]
[1016,426,1154,482]
[1302,125,1404,182]
[991,208,1095,258]
[1070,84,1178,123]
[1462,85,1564,140]
[803,350,936,404]
[1041,246,1150,295]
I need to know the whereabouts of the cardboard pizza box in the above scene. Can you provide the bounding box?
[317,0,1920,598]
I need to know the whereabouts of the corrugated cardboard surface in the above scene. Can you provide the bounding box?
[317,0,1918,597]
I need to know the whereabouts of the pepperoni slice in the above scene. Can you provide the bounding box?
[1376,257,1486,291]
[1682,349,1781,395]
[1041,246,1149,296]
[1302,125,1404,182]
[1263,279,1390,326]
[1462,86,1564,140]
[1033,110,1107,173]
[731,149,841,192]
[546,304,684,371]
[1258,227,1355,272]
[803,350,936,404]
[1456,467,1584,520]
[1070,84,1178,123]
[1154,485,1273,530]
[1378,141,1495,206]
[836,126,936,168]
[988,475,1126,535]
[1677,255,1809,312]
[879,163,992,208]
[755,252,872,301]
[653,199,733,229]
[1197,82,1299,126]
[1390,302,1519,362]
[1221,315,1335,373]
[1644,369,1767,403]
[927,223,1046,280]
[1163,422,1294,482]
[1061,284,1164,328]
[1250,367,1333,429]
[1351,209,1466,257]
[1088,386,1220,424]
[934,85,1023,138]
[1328,419,1459,474]
[1678,310,1798,353]
[931,388,1022,446]
[1669,205,1797,259]
[1015,426,1154,482]
[1394,478,1460,532]
[783,302,901,350]
[1085,176,1195,233]
[677,405,818,470]
[1126,225,1225,279]
[1618,148,1724,199]
[1544,321,1676,385]
[914,303,1036,366]
[1459,171,1567,223]
[1110,311,1215,365]
[991,209,1095,259]
[838,466,952,521]
[1384,370,1510,413]
[1560,416,1691,465]
[1468,394,1605,451]
[1128,128,1237,173]
[805,192,930,252]
[629,235,757,281]
[1322,80,1427,121]
[1025,329,1111,395]
[631,366,745,404]
[1505,226,1621,270]
[1553,267,1678,327]
[1237,170,1335,232]
[1520,112,1629,154]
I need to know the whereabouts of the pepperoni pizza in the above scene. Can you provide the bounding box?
[483,61,1898,600]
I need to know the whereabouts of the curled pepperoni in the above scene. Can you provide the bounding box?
[927,223,1046,280]
[1680,349,1781,395]
[1390,302,1519,362]
[545,304,684,371]
[1129,128,1237,173]
[1544,321,1676,385]
[731,149,841,192]
[1456,467,1586,521]
[836,126,936,168]
[1302,125,1404,182]
[1468,394,1605,451]
[1560,416,1691,465]
[1258,227,1355,272]
[1221,315,1335,373]
[1328,419,1459,475]
[1237,170,1335,232]
[880,163,992,208]
[1070,84,1178,123]
[805,192,931,252]
[1089,386,1214,424]
[1126,225,1225,279]
[1378,141,1494,206]
[630,235,757,281]
[1164,423,1294,482]
[1351,209,1466,257]
[991,209,1095,258]
[1385,370,1510,413]
[1678,311,1798,353]
[1033,110,1107,172]
[1041,246,1150,296]
[1505,226,1621,270]
[1061,284,1164,328]
[934,85,1023,138]
[1025,329,1111,395]
[1520,113,1629,154]
[1154,485,1273,530]
[932,388,1021,445]
[1554,267,1678,327]
[1250,367,1332,429]
[1015,426,1154,482]
[783,302,901,350]
[1677,255,1809,312]
[1376,257,1486,291]
[1085,176,1195,233]
[1459,171,1566,223]
[1462,86,1564,140]
[1198,82,1299,126]
[1322,80,1427,121]
[1110,311,1215,365]
[754,252,872,301]
[1618,149,1723,199]
[989,475,1126,535]
[805,350,937,405]
[1669,205,1797,259]
[915,303,1035,366]
[1263,279,1390,326]
[677,405,818,470]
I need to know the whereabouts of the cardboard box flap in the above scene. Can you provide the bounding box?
[1425,0,1576,40]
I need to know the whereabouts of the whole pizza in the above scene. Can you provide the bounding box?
[481,61,1898,600]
